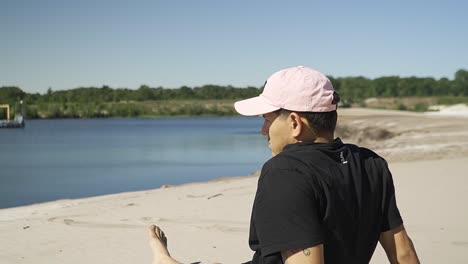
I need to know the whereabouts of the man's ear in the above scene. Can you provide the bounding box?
[289,112,303,137]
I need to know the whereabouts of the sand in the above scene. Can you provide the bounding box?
[1,108,468,264]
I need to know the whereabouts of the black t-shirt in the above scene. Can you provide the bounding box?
[248,138,403,264]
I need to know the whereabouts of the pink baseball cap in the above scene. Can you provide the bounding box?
[234,66,337,116]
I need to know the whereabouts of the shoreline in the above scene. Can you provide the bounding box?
[0,171,262,211]
[13,103,468,120]
[0,147,465,212]
[4,106,468,210]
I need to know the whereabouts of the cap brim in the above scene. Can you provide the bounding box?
[234,96,280,116]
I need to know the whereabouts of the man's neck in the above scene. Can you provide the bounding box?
[314,134,334,143]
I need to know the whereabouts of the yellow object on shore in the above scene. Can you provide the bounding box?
[0,104,10,122]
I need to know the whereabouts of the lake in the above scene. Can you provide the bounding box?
[0,117,270,209]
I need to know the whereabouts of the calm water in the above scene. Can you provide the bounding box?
[0,117,270,209]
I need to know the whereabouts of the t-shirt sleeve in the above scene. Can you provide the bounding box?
[253,166,323,257]
[380,161,404,232]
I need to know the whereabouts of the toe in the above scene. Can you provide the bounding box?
[161,232,168,247]
[155,226,163,238]
[148,225,158,239]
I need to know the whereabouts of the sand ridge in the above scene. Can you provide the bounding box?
[337,108,468,162]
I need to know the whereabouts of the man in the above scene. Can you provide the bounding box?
[148,66,420,264]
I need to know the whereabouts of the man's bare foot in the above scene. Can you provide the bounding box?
[148,225,180,264]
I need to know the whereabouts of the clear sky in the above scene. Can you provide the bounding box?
[1,0,467,94]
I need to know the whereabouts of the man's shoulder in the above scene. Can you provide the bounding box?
[345,143,382,158]
[259,153,308,182]
[344,143,390,171]
[262,150,309,170]
[260,155,290,176]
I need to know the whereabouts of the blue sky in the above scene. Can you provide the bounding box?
[1,0,467,93]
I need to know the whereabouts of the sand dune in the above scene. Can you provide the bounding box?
[1,108,467,264]
[337,108,468,162]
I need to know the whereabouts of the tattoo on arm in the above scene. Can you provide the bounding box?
[283,248,313,263]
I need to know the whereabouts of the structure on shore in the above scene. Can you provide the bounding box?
[0,101,25,128]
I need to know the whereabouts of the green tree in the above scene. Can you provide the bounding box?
[454,69,468,96]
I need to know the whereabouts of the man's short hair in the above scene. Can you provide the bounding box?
[277,109,338,134]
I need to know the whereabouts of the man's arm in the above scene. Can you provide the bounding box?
[379,224,420,264]
[281,244,324,264]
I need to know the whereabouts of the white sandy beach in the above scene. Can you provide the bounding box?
[1,108,468,264]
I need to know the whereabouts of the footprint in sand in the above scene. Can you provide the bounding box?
[141,216,153,222]
[452,241,468,247]
[63,219,75,225]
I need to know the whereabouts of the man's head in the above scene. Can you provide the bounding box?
[235,66,339,156]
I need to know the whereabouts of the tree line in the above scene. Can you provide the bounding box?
[328,68,468,104]
[1,69,467,118]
